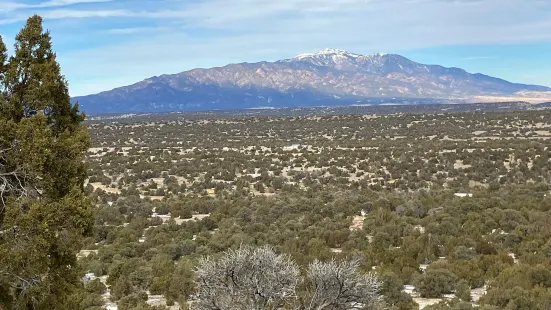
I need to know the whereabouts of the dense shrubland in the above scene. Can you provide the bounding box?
[77,109,551,309]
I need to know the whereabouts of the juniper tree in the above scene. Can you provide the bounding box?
[0,15,93,309]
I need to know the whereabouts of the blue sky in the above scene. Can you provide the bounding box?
[1,0,550,96]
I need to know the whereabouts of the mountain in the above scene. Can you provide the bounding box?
[74,48,551,114]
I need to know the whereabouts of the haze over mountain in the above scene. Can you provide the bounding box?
[74,49,551,114]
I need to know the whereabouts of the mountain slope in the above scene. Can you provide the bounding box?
[74,49,551,113]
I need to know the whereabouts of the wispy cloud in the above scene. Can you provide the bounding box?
[1,0,112,12]
[42,8,129,19]
[0,0,115,24]
[39,0,112,5]
[4,0,551,44]
[105,27,153,35]
[104,26,175,35]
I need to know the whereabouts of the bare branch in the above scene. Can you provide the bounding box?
[1,270,43,308]
[305,259,385,310]
[192,246,385,310]
[0,144,35,211]
[193,245,300,310]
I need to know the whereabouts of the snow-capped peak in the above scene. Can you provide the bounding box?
[366,53,388,57]
[294,48,361,59]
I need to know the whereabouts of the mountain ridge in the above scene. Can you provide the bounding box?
[74,49,551,113]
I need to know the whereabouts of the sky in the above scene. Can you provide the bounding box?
[1,0,550,97]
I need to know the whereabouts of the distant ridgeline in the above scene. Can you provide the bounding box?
[73,49,551,114]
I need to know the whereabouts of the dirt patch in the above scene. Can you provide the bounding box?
[77,250,98,259]
[89,182,121,194]
[349,215,365,231]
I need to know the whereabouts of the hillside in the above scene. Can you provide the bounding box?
[74,49,551,113]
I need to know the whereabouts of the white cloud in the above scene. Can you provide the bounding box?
[0,0,112,12]
[5,0,551,46]
[104,27,169,35]
[39,0,112,5]
[41,8,129,19]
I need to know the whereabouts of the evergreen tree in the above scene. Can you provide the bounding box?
[0,15,93,309]
[455,280,472,302]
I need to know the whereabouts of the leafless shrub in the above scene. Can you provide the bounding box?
[305,259,384,310]
[194,245,300,310]
[193,246,384,310]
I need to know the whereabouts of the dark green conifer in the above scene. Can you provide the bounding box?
[0,15,93,309]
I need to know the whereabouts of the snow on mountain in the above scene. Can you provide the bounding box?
[74,49,551,114]
[294,48,362,59]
